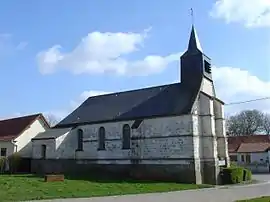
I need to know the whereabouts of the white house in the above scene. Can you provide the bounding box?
[228,135,270,173]
[31,26,230,185]
[0,113,50,158]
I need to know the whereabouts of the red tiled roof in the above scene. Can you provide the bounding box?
[237,143,270,153]
[228,135,270,153]
[0,113,50,141]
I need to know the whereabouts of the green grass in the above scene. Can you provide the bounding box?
[0,174,212,201]
[236,197,270,202]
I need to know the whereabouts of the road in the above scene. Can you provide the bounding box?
[33,174,270,202]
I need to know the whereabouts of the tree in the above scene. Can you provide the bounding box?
[226,109,264,136]
[44,114,60,127]
[262,113,270,135]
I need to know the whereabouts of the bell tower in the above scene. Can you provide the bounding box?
[180,25,213,89]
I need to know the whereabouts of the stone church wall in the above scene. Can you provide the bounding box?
[31,115,200,183]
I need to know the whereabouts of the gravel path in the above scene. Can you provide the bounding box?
[31,175,270,202]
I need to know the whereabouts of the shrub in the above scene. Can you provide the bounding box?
[220,167,244,184]
[8,153,22,174]
[0,157,6,174]
[243,169,252,181]
[230,161,238,168]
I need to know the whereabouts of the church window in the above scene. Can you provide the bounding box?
[122,124,131,149]
[41,145,46,159]
[98,127,106,150]
[77,129,83,151]
[1,148,7,157]
[204,60,211,74]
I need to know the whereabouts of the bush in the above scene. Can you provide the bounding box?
[8,153,22,174]
[243,169,252,181]
[0,157,6,173]
[220,167,244,184]
[220,166,252,184]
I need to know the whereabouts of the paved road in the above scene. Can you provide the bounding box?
[33,174,270,202]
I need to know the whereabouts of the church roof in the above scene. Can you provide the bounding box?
[55,82,199,127]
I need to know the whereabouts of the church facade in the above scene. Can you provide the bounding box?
[31,26,230,185]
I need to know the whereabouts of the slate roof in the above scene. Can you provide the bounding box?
[32,127,72,140]
[56,82,200,127]
[0,113,50,141]
[237,143,270,153]
[228,135,270,153]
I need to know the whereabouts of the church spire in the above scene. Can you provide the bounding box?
[187,25,203,53]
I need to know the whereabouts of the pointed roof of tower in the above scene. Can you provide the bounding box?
[187,25,203,53]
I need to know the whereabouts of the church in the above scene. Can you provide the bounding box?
[31,25,230,185]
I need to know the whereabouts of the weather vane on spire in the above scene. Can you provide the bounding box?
[190,8,194,25]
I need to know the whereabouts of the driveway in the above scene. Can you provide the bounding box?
[252,174,270,182]
[33,174,270,202]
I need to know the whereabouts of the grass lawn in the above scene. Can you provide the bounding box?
[0,174,212,201]
[237,197,270,202]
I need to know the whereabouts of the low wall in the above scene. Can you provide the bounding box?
[31,159,197,183]
[239,164,270,173]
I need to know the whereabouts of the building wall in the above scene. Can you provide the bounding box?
[0,141,15,157]
[237,152,269,164]
[236,152,270,173]
[201,78,215,96]
[15,118,48,157]
[197,92,220,184]
[31,115,204,184]
[33,115,195,161]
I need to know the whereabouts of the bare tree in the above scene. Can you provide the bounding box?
[262,113,270,135]
[227,109,264,136]
[44,114,60,127]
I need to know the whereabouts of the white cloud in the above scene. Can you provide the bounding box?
[210,0,270,27]
[213,66,270,115]
[37,28,180,76]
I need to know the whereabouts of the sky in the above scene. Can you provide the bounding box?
[0,0,270,121]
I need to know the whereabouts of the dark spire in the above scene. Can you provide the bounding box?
[187,25,203,53]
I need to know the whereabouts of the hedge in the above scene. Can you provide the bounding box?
[0,153,22,174]
[220,166,252,184]
[243,168,252,181]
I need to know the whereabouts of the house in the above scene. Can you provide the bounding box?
[31,25,230,185]
[228,135,270,173]
[0,113,50,158]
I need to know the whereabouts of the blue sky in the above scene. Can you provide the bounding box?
[0,0,269,120]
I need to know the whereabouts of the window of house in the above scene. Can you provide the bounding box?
[41,145,46,159]
[122,124,131,149]
[77,129,83,151]
[98,127,106,150]
[0,148,7,157]
[229,155,237,162]
[246,154,251,163]
[241,154,245,162]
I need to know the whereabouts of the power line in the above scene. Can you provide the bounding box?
[225,97,270,106]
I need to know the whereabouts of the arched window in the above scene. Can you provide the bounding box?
[77,129,83,151]
[122,124,131,149]
[98,127,106,150]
